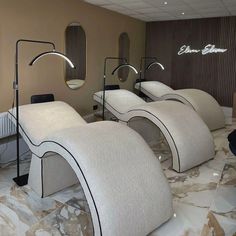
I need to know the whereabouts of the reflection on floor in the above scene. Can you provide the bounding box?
[0,121,236,235]
[151,121,236,236]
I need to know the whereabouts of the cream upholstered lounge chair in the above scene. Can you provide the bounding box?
[94,89,215,172]
[135,81,225,131]
[8,101,173,236]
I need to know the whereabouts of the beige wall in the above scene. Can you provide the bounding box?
[0,0,146,115]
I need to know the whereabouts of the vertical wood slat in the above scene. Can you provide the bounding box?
[146,16,236,107]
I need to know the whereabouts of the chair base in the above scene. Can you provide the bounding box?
[28,153,78,197]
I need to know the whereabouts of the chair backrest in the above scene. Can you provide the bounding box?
[31,94,55,104]
[105,84,120,90]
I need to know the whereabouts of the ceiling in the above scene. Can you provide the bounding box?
[83,0,236,22]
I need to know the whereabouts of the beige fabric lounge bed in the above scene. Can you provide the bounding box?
[8,101,173,236]
[135,81,225,131]
[94,89,215,172]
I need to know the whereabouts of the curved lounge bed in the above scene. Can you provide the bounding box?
[135,81,225,131]
[93,89,215,172]
[8,101,173,236]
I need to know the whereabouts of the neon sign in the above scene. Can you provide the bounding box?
[178,44,227,55]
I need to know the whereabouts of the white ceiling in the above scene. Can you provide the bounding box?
[83,0,236,22]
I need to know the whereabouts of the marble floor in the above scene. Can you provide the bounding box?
[0,121,236,236]
[150,121,236,236]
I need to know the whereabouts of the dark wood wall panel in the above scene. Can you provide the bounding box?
[146,16,236,106]
[145,21,174,86]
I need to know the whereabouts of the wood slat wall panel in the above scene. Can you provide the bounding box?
[146,16,236,106]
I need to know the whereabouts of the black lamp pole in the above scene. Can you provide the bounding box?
[138,57,158,95]
[102,57,128,120]
[139,57,158,80]
[13,39,56,187]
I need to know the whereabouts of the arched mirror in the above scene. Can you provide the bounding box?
[118,32,130,82]
[65,23,86,89]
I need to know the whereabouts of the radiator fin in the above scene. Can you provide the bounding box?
[0,112,16,139]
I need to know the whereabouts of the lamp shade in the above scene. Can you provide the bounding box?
[146,61,164,71]
[29,51,75,68]
[112,63,138,75]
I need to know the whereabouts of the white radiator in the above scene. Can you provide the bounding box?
[0,112,16,139]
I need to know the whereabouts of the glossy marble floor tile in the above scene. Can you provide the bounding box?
[0,159,30,192]
[0,121,236,235]
[50,183,86,204]
[25,204,93,236]
[205,212,236,236]
[150,201,209,236]
[210,185,236,220]
[220,161,236,186]
[66,197,90,214]
[149,136,172,163]
[0,184,63,235]
[162,156,225,208]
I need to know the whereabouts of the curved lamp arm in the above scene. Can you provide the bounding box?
[138,57,164,97]
[102,57,138,120]
[145,61,164,71]
[29,50,75,68]
[112,63,138,75]
[139,56,157,80]
[13,38,75,187]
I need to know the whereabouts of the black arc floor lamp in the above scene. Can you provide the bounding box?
[138,57,165,95]
[102,57,138,120]
[13,39,75,186]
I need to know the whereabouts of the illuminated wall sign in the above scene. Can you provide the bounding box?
[178,44,227,55]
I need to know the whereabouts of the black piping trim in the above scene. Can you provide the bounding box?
[94,94,181,172]
[127,110,181,172]
[8,111,100,236]
[135,85,163,101]
[161,93,195,110]
[136,85,196,111]
[41,158,44,198]
[94,93,136,116]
